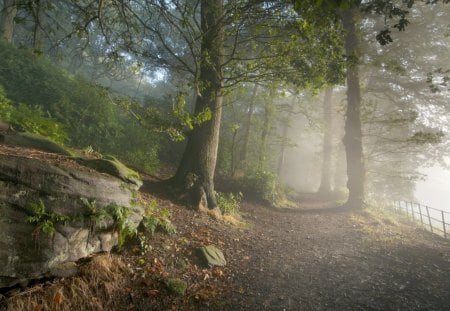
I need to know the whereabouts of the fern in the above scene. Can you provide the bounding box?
[80,197,110,229]
[26,199,71,237]
[110,204,137,248]
[141,201,176,235]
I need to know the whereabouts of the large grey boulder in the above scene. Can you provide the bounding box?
[0,153,144,288]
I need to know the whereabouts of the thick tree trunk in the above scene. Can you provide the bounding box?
[318,88,333,195]
[171,0,223,209]
[239,83,258,172]
[341,8,365,209]
[0,0,17,43]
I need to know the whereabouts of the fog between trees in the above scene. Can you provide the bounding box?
[0,0,449,208]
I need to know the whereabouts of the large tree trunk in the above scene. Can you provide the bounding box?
[0,0,17,43]
[317,88,333,195]
[341,8,365,209]
[171,0,224,209]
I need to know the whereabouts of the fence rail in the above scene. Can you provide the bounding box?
[390,200,450,239]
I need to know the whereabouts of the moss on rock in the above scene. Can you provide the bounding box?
[74,155,142,189]
[165,278,187,296]
[0,132,73,156]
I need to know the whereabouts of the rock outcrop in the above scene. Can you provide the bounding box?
[0,149,144,288]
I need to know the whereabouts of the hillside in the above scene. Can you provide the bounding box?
[2,159,450,310]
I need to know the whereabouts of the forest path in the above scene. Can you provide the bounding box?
[210,201,450,310]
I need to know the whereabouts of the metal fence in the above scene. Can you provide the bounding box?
[390,200,450,239]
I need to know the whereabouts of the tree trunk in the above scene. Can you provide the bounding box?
[239,83,258,172]
[230,126,239,177]
[0,0,17,43]
[32,0,46,53]
[318,88,333,195]
[258,87,274,170]
[171,0,224,209]
[340,8,365,209]
[276,96,295,177]
[333,141,347,191]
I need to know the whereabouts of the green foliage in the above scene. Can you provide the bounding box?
[0,87,67,143]
[26,199,71,237]
[109,204,137,248]
[409,131,444,145]
[80,198,110,229]
[141,200,177,235]
[171,93,212,141]
[0,87,12,120]
[243,170,279,204]
[25,197,140,249]
[216,191,243,216]
[0,42,116,148]
[0,42,161,174]
[165,278,187,296]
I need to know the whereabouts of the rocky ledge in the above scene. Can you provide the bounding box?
[0,138,144,288]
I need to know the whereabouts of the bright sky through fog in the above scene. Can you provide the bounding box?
[415,158,450,212]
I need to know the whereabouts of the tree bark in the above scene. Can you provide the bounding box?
[171,0,224,209]
[318,88,333,195]
[340,8,365,209]
[0,0,17,43]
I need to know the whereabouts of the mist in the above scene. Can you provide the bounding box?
[415,158,450,212]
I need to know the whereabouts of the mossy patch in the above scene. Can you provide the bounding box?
[1,132,73,156]
[74,155,142,188]
[165,278,187,296]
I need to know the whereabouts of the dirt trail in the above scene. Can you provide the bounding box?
[208,202,450,310]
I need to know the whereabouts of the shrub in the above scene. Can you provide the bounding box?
[141,200,176,235]
[0,87,67,143]
[242,170,279,204]
[110,204,137,248]
[216,191,243,216]
[0,42,162,173]
[26,199,71,237]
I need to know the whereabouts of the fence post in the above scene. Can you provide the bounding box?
[405,201,409,218]
[442,211,447,239]
[426,206,433,233]
[410,202,415,221]
[418,203,424,226]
